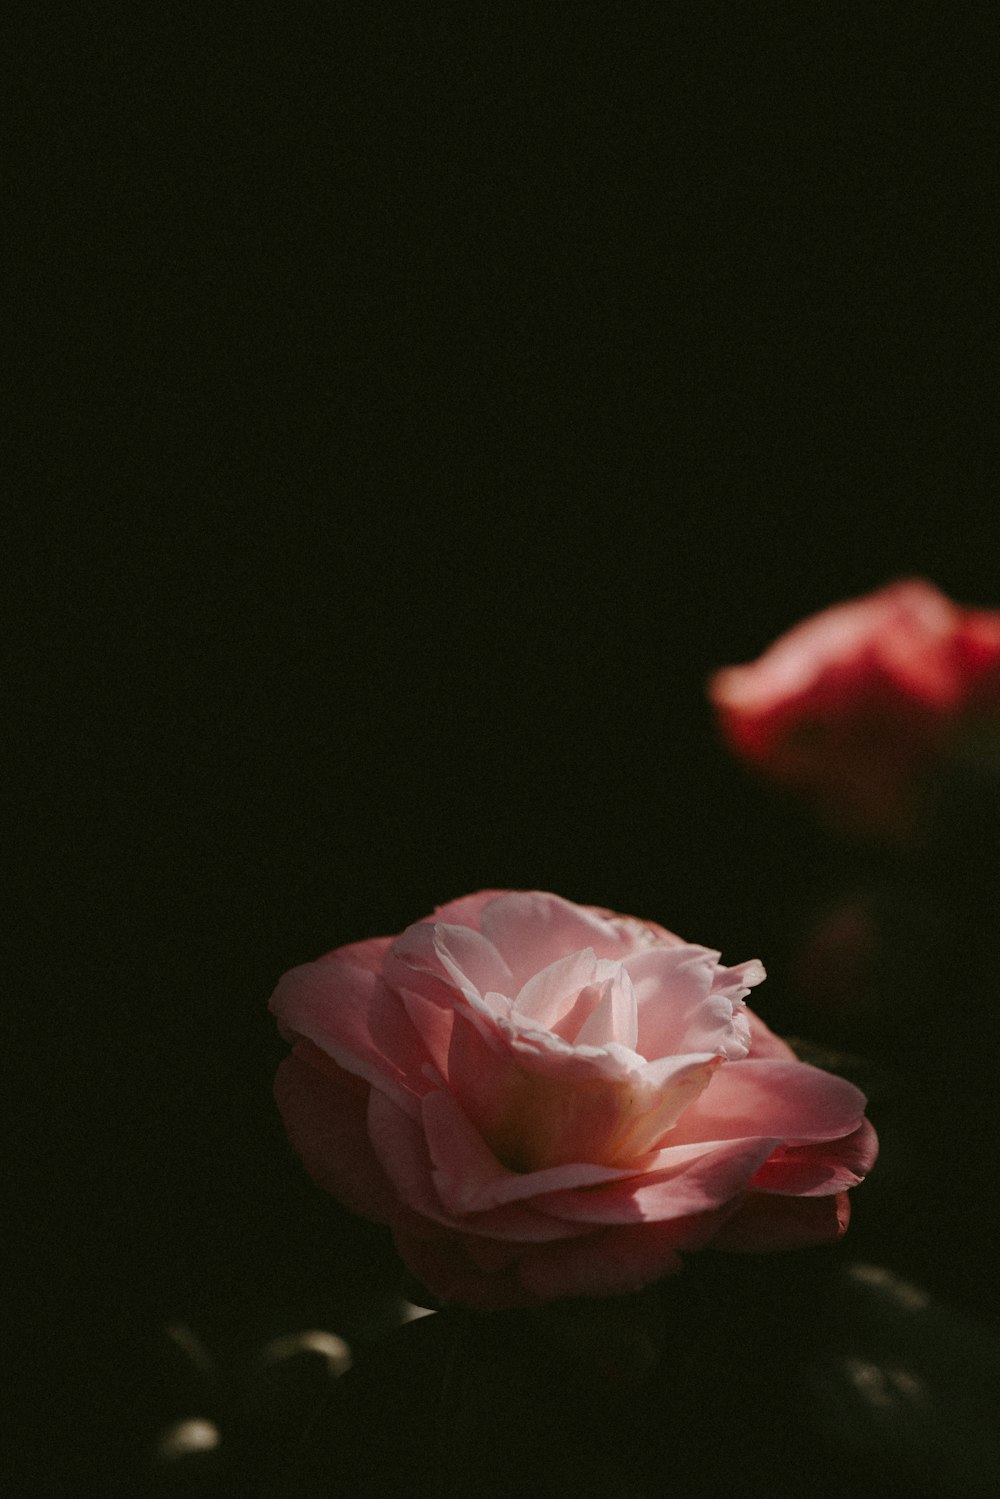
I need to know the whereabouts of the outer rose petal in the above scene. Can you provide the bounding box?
[748,1117,878,1196]
[269,955,433,1115]
[709,1191,851,1252]
[391,1220,542,1310]
[746,1009,798,1061]
[430,889,509,930]
[321,935,392,972]
[669,1058,867,1146]
[385,920,516,1005]
[530,1135,777,1225]
[273,1046,396,1224]
[517,1217,708,1300]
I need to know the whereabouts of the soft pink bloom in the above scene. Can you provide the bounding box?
[709,579,1000,837]
[271,891,876,1308]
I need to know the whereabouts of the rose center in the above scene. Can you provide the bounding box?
[486,1059,718,1174]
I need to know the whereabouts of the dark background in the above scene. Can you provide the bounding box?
[10,5,999,1490]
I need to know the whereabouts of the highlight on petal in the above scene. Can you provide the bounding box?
[669,1057,868,1147]
[480,891,647,987]
[430,889,509,930]
[532,1134,776,1225]
[386,919,515,1005]
[572,966,639,1051]
[269,957,431,1114]
[512,948,605,1031]
[627,944,755,1062]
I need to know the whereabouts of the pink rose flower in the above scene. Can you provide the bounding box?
[709,579,1000,837]
[271,891,876,1309]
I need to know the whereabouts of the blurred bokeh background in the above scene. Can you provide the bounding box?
[11,6,999,1491]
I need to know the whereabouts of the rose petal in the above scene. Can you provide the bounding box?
[386,920,515,1002]
[391,1221,540,1310]
[480,891,643,986]
[532,1135,777,1224]
[627,945,754,1061]
[709,1190,851,1251]
[746,1009,797,1061]
[269,957,431,1115]
[573,966,639,1051]
[366,1090,586,1242]
[420,1087,640,1213]
[748,1118,878,1196]
[668,1058,867,1146]
[394,984,457,1078]
[430,889,508,930]
[321,935,392,972]
[517,1219,695,1300]
[513,948,604,1030]
[273,1047,397,1223]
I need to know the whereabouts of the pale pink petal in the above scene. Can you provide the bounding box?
[430,889,509,930]
[532,1135,776,1224]
[710,960,765,1056]
[269,957,430,1114]
[573,967,639,1051]
[385,919,515,1001]
[712,958,766,999]
[480,891,641,985]
[513,948,602,1029]
[548,983,609,1043]
[595,911,686,950]
[273,1046,396,1224]
[709,1190,850,1251]
[627,945,750,1061]
[500,1021,638,1083]
[748,1118,878,1196]
[668,1058,867,1146]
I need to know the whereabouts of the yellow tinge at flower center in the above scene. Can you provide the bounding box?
[487,1056,721,1174]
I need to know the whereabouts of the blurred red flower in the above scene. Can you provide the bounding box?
[709,580,1000,838]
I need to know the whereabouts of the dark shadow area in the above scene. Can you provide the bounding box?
[10,6,1000,1493]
